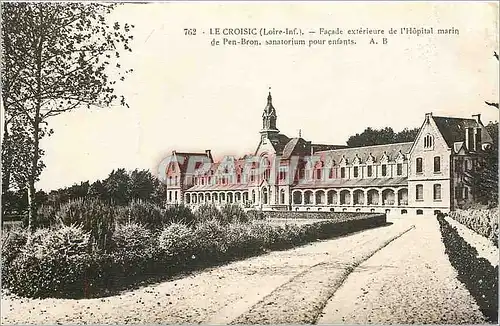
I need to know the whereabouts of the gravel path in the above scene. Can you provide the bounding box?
[1,216,487,325]
[1,222,409,325]
[317,216,487,324]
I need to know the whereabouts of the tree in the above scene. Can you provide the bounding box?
[103,168,131,205]
[129,169,156,202]
[465,122,498,207]
[463,53,499,207]
[485,51,499,109]
[1,3,134,229]
[346,126,419,147]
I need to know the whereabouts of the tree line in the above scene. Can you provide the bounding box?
[2,168,167,219]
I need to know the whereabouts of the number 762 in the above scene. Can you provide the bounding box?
[184,28,197,36]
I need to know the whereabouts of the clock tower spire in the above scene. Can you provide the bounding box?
[260,87,279,141]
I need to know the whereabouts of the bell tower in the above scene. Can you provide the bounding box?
[260,88,279,141]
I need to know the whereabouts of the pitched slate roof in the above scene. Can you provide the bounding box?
[432,116,493,148]
[311,144,349,152]
[292,177,408,189]
[316,142,413,165]
[172,151,213,173]
[268,133,291,155]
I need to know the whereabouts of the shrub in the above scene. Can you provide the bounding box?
[158,223,194,263]
[36,204,58,228]
[449,208,498,247]
[56,199,116,252]
[116,200,164,230]
[194,203,223,224]
[193,219,228,261]
[437,214,498,322]
[163,204,196,226]
[226,222,264,256]
[1,229,29,287]
[246,210,266,221]
[7,225,92,298]
[220,204,249,224]
[109,223,155,277]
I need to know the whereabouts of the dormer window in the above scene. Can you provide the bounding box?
[424,134,433,149]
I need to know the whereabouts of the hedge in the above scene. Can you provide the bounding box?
[437,214,498,322]
[2,213,386,299]
[448,209,498,247]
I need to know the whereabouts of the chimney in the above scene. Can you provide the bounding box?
[472,114,481,124]
[425,112,433,123]
[466,128,474,151]
[475,128,482,151]
[205,149,212,160]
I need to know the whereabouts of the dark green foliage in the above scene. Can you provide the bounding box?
[158,223,195,262]
[246,210,266,221]
[347,126,419,147]
[163,204,196,225]
[465,122,498,207]
[5,226,92,298]
[115,199,163,230]
[194,203,223,223]
[36,204,57,228]
[437,214,498,322]
[109,223,156,278]
[449,209,498,247]
[1,228,29,287]
[3,212,386,299]
[57,199,116,252]
[220,204,249,224]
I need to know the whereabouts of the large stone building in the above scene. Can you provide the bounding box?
[164,92,493,215]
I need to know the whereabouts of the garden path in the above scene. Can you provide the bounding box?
[1,215,486,324]
[317,215,486,324]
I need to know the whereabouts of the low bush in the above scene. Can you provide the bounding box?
[109,223,156,278]
[3,213,386,299]
[194,203,223,224]
[163,204,196,225]
[36,204,58,228]
[1,229,29,287]
[115,200,164,231]
[220,204,249,224]
[158,223,195,263]
[448,209,498,247]
[6,225,92,298]
[437,214,498,322]
[57,199,116,252]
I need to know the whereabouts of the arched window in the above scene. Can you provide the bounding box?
[424,134,433,149]
[262,188,268,204]
[433,184,441,201]
[434,156,441,173]
[280,189,285,204]
[416,184,423,201]
[416,158,423,173]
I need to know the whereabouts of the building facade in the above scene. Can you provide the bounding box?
[164,92,493,215]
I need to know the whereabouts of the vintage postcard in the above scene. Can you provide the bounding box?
[1,1,498,325]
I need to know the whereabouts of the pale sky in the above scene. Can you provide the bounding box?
[37,2,499,191]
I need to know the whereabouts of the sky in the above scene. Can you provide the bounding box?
[36,2,499,191]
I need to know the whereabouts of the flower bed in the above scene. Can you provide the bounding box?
[437,214,498,322]
[448,209,498,247]
[1,213,385,299]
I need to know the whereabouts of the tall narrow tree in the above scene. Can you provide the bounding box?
[1,3,134,229]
